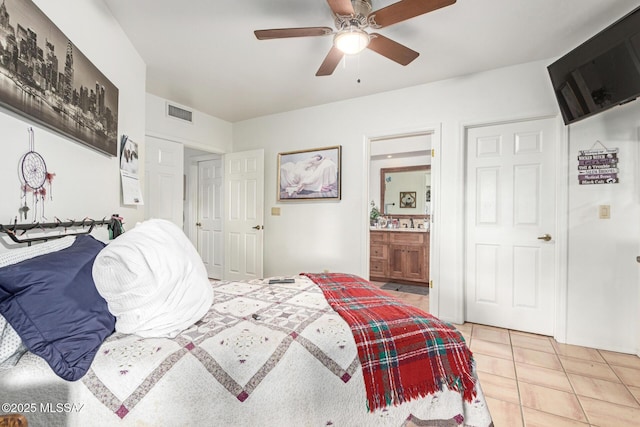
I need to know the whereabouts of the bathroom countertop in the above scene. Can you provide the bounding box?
[369,227,428,233]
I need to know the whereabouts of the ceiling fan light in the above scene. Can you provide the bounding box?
[334,28,369,55]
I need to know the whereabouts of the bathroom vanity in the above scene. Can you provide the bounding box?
[370,228,429,285]
[369,163,430,286]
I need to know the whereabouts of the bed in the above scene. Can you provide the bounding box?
[0,219,492,427]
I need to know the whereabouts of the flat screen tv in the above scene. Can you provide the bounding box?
[548,6,640,125]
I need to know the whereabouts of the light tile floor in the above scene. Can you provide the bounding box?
[370,282,640,427]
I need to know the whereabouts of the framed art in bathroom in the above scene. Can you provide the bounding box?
[399,191,417,208]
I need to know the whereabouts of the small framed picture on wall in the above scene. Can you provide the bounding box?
[399,191,417,208]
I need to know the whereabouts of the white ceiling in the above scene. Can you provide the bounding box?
[103,0,640,123]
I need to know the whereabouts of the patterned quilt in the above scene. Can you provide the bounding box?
[0,275,492,427]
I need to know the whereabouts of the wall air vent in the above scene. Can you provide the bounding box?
[166,103,193,123]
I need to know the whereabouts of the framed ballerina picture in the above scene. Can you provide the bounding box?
[277,145,341,201]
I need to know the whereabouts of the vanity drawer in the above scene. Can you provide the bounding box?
[370,231,389,244]
[389,232,425,245]
[370,243,388,259]
[370,259,387,276]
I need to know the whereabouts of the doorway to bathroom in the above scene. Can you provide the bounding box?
[366,129,437,313]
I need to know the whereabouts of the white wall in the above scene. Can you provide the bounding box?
[565,101,640,354]
[145,93,232,153]
[0,0,145,249]
[233,59,559,326]
[232,58,640,354]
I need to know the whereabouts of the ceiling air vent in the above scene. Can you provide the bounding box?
[166,103,193,123]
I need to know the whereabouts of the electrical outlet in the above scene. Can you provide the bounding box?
[599,205,610,219]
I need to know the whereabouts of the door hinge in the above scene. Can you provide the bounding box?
[431,148,435,158]
[429,280,434,289]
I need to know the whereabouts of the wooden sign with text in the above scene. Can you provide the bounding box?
[577,148,619,185]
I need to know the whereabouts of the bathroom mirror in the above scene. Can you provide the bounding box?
[380,165,430,217]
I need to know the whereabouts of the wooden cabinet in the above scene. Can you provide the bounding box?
[370,231,389,278]
[389,244,426,282]
[370,230,429,285]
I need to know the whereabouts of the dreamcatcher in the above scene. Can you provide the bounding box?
[18,128,55,221]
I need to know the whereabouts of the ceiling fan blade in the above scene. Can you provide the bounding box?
[367,33,419,66]
[254,27,333,40]
[326,0,354,16]
[316,46,345,76]
[370,0,456,28]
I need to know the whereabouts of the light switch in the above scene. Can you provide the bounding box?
[599,205,610,219]
[271,207,281,216]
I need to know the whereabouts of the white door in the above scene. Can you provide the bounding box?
[144,136,183,226]
[465,118,556,335]
[197,159,223,279]
[224,149,264,281]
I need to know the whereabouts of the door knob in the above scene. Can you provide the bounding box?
[537,233,552,241]
[196,222,202,227]
[252,225,263,230]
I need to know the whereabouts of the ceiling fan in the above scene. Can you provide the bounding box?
[254,0,456,76]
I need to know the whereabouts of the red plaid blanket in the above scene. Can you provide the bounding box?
[303,273,476,411]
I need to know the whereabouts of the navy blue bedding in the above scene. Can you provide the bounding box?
[0,235,114,381]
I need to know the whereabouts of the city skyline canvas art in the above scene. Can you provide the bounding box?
[0,0,118,156]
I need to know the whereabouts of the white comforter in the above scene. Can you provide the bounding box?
[0,276,492,427]
[92,219,213,338]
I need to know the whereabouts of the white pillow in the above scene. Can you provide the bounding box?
[0,236,76,268]
[0,237,76,369]
[92,219,213,338]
